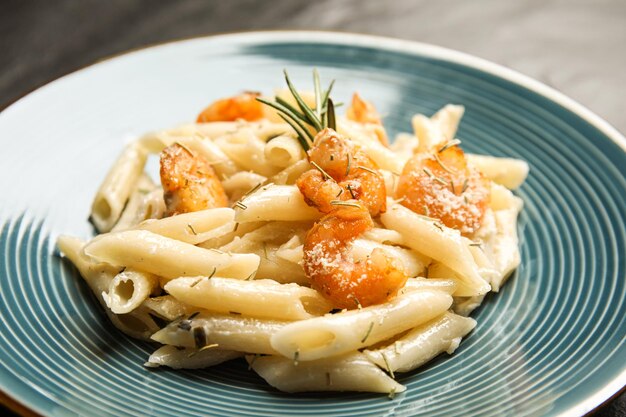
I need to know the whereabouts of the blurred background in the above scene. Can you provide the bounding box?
[0,0,624,416]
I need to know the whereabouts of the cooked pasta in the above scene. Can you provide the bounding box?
[58,70,527,396]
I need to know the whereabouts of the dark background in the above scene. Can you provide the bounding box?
[1,1,624,416]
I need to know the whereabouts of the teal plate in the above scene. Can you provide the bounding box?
[0,32,624,417]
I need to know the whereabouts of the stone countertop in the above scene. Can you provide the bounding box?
[0,1,624,416]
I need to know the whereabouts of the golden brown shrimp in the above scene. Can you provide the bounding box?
[346,93,389,147]
[196,92,264,123]
[296,128,387,216]
[159,143,228,216]
[303,205,407,309]
[396,141,490,236]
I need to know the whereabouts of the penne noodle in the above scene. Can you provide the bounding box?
[264,135,306,168]
[164,277,332,320]
[141,295,195,321]
[83,230,260,281]
[234,185,321,223]
[146,345,243,369]
[136,207,235,245]
[151,313,287,354]
[364,312,476,373]
[90,143,148,232]
[248,352,405,394]
[467,154,529,190]
[270,289,452,361]
[271,159,310,185]
[380,203,490,296]
[103,268,159,314]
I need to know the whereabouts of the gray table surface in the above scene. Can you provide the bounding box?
[0,1,624,416]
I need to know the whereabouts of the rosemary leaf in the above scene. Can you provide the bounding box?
[311,161,333,181]
[284,70,323,131]
[313,68,323,120]
[327,98,336,130]
[361,322,374,343]
[330,200,361,208]
[438,139,462,153]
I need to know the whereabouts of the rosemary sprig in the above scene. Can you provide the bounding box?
[438,139,462,153]
[330,200,361,208]
[257,69,337,151]
[361,322,374,343]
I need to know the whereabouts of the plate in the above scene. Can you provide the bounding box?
[0,31,624,417]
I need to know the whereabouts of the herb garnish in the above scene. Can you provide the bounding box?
[256,70,337,151]
[361,322,374,343]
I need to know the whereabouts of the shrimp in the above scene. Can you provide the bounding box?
[159,143,228,216]
[303,205,407,309]
[396,141,490,236]
[196,92,264,123]
[346,93,389,147]
[296,128,386,216]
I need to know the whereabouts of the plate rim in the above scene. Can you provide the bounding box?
[1,30,624,417]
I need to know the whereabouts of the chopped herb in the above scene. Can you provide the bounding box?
[245,271,256,280]
[175,141,194,156]
[233,222,239,232]
[262,242,269,260]
[335,188,344,198]
[293,350,300,366]
[248,354,260,370]
[461,178,469,193]
[330,154,334,161]
[187,223,198,235]
[234,201,248,210]
[193,327,206,349]
[434,176,448,186]
[208,266,217,279]
[350,294,362,309]
[244,182,263,197]
[438,139,462,153]
[347,184,357,199]
[423,205,430,217]
[187,343,219,358]
[434,222,444,231]
[469,241,482,247]
[357,165,377,175]
[326,372,331,386]
[463,195,470,204]
[423,167,434,178]
[189,277,203,288]
[434,153,454,173]
[311,161,333,181]
[178,320,192,331]
[388,387,396,400]
[361,322,374,343]
[330,200,361,208]
[229,311,242,315]
[209,248,225,254]
[345,153,351,176]
[188,312,201,320]
[450,179,455,193]
[381,352,395,378]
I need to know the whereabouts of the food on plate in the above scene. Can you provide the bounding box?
[58,70,528,395]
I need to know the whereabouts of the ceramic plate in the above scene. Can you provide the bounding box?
[0,32,624,417]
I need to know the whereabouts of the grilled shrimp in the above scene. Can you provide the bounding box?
[303,205,407,309]
[346,93,389,146]
[296,128,386,216]
[396,141,490,236]
[159,143,228,216]
[196,92,264,122]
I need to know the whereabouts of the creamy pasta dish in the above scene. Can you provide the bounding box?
[58,71,528,396]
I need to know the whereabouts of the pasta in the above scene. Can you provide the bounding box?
[58,70,527,396]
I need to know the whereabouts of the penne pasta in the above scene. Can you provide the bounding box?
[103,268,159,314]
[90,143,148,232]
[83,230,260,280]
[270,289,453,361]
[380,203,490,296]
[248,352,405,394]
[146,345,243,369]
[233,185,321,223]
[467,154,529,190]
[151,313,288,354]
[364,312,476,373]
[135,207,235,245]
[164,277,332,320]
